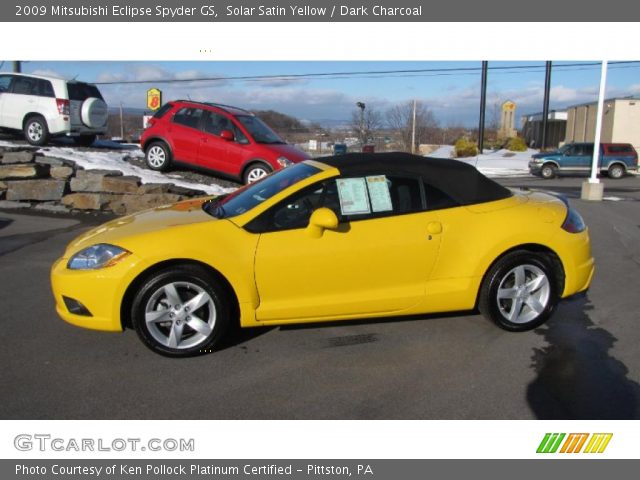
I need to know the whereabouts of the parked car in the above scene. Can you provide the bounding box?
[140,100,310,184]
[529,142,638,179]
[51,153,594,357]
[0,73,108,146]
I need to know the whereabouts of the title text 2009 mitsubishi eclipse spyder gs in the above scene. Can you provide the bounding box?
[51,153,594,357]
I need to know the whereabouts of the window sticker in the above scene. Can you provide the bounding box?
[366,175,393,212]
[336,178,371,215]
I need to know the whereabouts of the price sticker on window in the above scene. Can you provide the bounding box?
[336,178,371,215]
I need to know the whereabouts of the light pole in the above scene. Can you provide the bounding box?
[356,101,366,144]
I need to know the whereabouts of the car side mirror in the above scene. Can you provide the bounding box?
[220,130,235,141]
[307,208,339,238]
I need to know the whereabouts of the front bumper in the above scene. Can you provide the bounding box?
[528,161,543,175]
[50,255,139,332]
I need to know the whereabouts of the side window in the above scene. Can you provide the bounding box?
[11,76,38,95]
[0,75,12,93]
[37,79,55,98]
[247,181,337,232]
[202,111,233,136]
[152,103,173,119]
[172,108,204,129]
[424,183,459,211]
[583,144,594,156]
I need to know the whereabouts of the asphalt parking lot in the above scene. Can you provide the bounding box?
[1,175,639,419]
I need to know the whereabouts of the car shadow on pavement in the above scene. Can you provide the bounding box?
[526,294,640,419]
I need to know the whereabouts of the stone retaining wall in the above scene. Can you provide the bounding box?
[0,147,207,215]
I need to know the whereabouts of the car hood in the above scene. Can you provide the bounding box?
[257,143,310,161]
[65,197,216,255]
[532,150,560,159]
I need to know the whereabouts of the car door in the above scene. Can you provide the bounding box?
[198,110,250,174]
[0,75,13,126]
[252,175,442,322]
[169,107,204,164]
[562,144,590,171]
[1,75,40,129]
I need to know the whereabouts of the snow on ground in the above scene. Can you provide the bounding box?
[0,139,235,195]
[428,145,534,177]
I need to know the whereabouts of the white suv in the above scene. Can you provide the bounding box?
[0,73,108,146]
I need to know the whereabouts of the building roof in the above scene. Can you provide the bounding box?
[319,152,512,206]
[566,96,640,109]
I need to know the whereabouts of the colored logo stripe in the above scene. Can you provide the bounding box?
[537,433,613,453]
[537,433,566,453]
[560,433,589,453]
[584,433,613,453]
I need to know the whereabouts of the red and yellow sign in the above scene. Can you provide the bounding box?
[146,88,162,111]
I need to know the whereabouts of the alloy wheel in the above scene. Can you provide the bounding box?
[496,264,550,324]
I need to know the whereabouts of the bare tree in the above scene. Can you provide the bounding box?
[350,104,383,145]
[386,101,439,152]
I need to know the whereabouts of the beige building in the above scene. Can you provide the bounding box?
[565,98,640,151]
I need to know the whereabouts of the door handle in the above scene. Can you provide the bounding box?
[427,222,442,235]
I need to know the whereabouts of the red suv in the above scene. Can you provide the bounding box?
[140,100,310,183]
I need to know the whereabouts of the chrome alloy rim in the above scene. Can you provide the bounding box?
[246,167,269,183]
[145,281,216,349]
[147,146,166,168]
[27,121,43,142]
[496,264,550,324]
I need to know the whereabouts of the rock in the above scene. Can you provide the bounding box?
[70,170,138,193]
[0,181,6,191]
[168,184,207,197]
[62,193,119,211]
[137,183,173,194]
[0,164,49,180]
[5,179,66,201]
[50,166,74,180]
[0,200,32,209]
[108,193,184,215]
[0,151,34,164]
[35,157,65,167]
[34,203,71,214]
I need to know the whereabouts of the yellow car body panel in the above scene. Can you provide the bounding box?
[51,160,594,335]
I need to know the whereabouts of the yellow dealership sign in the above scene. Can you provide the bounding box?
[146,88,162,111]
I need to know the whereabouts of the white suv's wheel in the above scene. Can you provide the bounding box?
[23,116,49,146]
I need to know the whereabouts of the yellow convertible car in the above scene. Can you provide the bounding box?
[51,153,594,357]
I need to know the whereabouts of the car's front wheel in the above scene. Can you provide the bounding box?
[243,162,272,184]
[540,163,557,179]
[478,251,560,332]
[131,265,230,357]
[23,116,49,146]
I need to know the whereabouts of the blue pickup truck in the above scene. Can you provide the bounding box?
[529,142,638,179]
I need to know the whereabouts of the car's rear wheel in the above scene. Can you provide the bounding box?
[131,265,230,357]
[145,142,171,171]
[243,162,272,184]
[607,163,625,179]
[23,116,49,146]
[74,135,97,147]
[540,163,557,179]
[478,251,560,332]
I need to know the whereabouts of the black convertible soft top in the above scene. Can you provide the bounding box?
[318,152,512,205]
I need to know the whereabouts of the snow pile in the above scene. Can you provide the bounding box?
[428,145,535,177]
[0,139,235,195]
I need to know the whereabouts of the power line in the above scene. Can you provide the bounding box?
[93,61,640,86]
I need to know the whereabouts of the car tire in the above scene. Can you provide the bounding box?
[145,141,172,171]
[130,265,231,357]
[23,116,49,146]
[74,135,97,147]
[540,163,557,179]
[607,164,625,179]
[478,251,560,332]
[243,162,272,184]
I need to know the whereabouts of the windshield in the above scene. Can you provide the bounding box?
[236,115,285,144]
[558,144,571,153]
[203,163,320,219]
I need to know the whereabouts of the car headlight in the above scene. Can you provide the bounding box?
[277,156,293,168]
[530,158,543,164]
[67,244,131,270]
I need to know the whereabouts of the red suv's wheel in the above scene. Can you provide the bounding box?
[145,142,172,171]
[243,163,272,184]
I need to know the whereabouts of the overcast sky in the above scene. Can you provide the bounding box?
[2,60,639,127]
